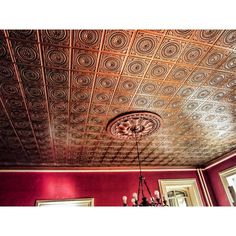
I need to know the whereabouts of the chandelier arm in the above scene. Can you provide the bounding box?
[141,177,145,198]
[143,178,153,200]
[137,177,141,203]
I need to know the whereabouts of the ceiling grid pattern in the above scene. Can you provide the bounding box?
[0,30,235,168]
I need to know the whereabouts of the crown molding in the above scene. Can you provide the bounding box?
[203,150,236,170]
[0,165,196,172]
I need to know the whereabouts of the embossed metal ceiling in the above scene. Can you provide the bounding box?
[0,30,235,168]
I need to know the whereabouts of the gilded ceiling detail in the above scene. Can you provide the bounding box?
[0,30,235,168]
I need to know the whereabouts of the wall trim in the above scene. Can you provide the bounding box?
[0,166,197,173]
[203,150,236,170]
[197,169,213,206]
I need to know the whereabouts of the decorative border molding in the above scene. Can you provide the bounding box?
[0,166,196,173]
[203,150,236,170]
[196,169,210,206]
[196,169,213,206]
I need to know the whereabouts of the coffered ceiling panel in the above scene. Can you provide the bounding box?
[0,30,235,168]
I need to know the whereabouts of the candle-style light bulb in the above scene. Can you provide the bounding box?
[122,196,127,204]
[131,198,136,205]
[154,190,160,199]
[132,192,138,200]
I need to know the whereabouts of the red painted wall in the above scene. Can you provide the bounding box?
[0,170,206,206]
[204,155,236,206]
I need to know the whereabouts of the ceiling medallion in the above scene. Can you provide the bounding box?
[106,110,162,140]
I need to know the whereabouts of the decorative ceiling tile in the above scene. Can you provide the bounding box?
[209,89,231,103]
[192,30,223,44]
[90,104,109,116]
[222,75,236,90]
[98,53,124,74]
[41,30,70,46]
[155,37,187,62]
[150,97,169,109]
[42,45,69,69]
[200,46,231,69]
[191,87,214,100]
[11,41,41,66]
[103,30,133,54]
[185,68,212,86]
[219,53,236,72]
[46,68,69,87]
[72,49,98,72]
[95,75,118,91]
[130,31,162,57]
[137,80,160,95]
[117,76,139,94]
[167,98,185,110]
[0,39,11,62]
[167,30,194,39]
[111,92,132,107]
[145,60,173,81]
[92,89,113,105]
[8,30,37,41]
[159,81,180,97]
[165,65,193,83]
[107,106,127,117]
[215,30,236,49]
[73,30,102,50]
[71,88,90,103]
[0,29,235,168]
[178,42,210,65]
[19,65,44,87]
[131,95,154,108]
[122,57,150,77]
[71,71,93,89]
[204,71,231,88]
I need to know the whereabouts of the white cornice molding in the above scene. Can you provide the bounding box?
[0,167,196,173]
[203,150,236,170]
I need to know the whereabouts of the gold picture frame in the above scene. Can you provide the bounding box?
[35,198,94,207]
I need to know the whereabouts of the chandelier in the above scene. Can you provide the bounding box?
[106,111,168,207]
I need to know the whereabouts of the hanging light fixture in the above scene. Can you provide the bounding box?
[106,111,168,207]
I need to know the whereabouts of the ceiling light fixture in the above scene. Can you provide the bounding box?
[106,111,168,206]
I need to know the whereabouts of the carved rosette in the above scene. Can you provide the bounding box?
[106,111,162,139]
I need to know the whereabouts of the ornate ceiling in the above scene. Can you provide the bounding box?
[0,30,235,168]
